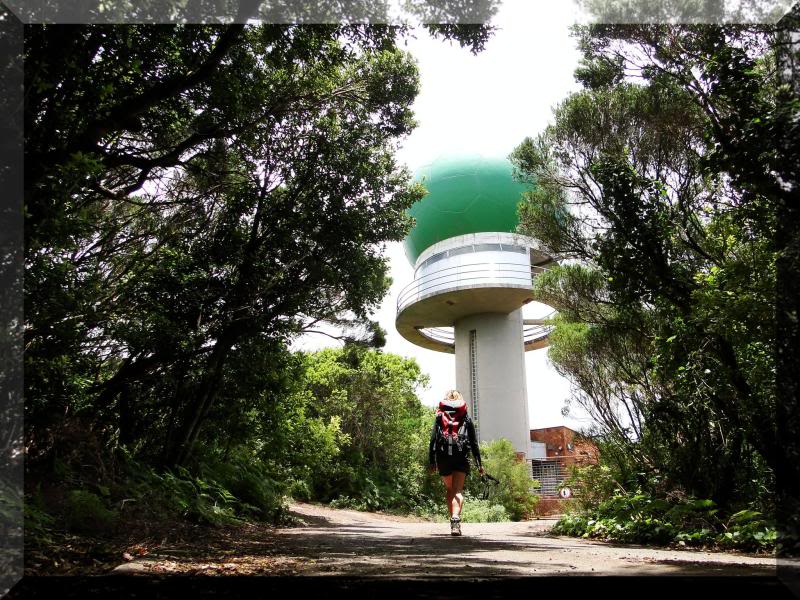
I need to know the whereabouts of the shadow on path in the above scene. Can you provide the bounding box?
[99,502,778,580]
[8,575,796,600]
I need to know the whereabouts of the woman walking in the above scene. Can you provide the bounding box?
[428,389,483,536]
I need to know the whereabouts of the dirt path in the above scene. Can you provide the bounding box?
[114,501,776,578]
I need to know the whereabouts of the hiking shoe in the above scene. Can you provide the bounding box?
[450,516,461,536]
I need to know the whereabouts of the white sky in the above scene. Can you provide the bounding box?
[294,2,594,432]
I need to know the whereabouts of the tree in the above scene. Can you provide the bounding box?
[511,22,788,509]
[464,438,538,521]
[295,346,431,508]
[23,22,490,468]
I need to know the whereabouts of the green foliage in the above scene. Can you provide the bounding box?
[555,461,776,552]
[25,444,295,547]
[718,510,778,552]
[24,494,56,546]
[21,22,506,559]
[409,492,510,523]
[23,23,434,469]
[465,439,538,521]
[63,490,118,535]
[562,463,619,512]
[197,458,290,523]
[573,53,624,89]
[283,347,435,513]
[459,494,510,523]
[552,490,776,552]
[511,23,781,513]
[116,458,284,527]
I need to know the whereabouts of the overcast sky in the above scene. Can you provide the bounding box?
[294,2,594,431]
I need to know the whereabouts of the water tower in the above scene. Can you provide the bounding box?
[395,155,556,458]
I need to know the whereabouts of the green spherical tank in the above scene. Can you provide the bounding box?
[404,154,534,264]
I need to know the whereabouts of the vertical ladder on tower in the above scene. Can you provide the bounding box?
[469,329,480,443]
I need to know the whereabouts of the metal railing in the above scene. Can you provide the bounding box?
[522,311,558,344]
[414,242,528,275]
[415,327,455,346]
[529,458,568,497]
[412,307,558,348]
[397,260,551,314]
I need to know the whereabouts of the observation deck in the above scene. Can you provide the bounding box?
[395,232,557,353]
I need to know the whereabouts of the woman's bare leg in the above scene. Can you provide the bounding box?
[440,474,454,517]
[451,471,467,518]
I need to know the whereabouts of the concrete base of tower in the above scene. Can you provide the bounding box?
[454,309,531,458]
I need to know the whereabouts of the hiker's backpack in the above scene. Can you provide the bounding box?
[434,398,470,457]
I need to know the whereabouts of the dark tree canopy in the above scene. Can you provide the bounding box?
[23,23,490,468]
[512,21,796,515]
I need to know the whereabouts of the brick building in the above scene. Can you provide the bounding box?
[528,426,599,514]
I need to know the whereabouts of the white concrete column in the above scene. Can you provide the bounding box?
[454,309,530,457]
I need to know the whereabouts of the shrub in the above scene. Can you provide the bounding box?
[328,495,360,510]
[24,499,55,545]
[288,479,313,501]
[460,496,509,522]
[465,438,538,520]
[198,459,289,523]
[563,463,618,511]
[717,509,777,552]
[551,513,589,536]
[411,497,447,521]
[117,453,291,526]
[63,490,117,534]
[551,489,776,552]
[327,476,402,513]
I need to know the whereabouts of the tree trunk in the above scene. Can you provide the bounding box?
[118,384,135,447]
[163,332,237,467]
[712,428,744,510]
